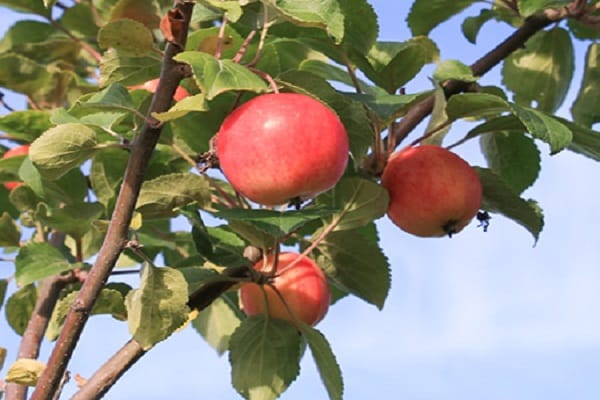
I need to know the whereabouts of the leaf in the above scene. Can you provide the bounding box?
[136,173,211,218]
[0,110,52,143]
[0,279,8,312]
[557,118,600,161]
[15,242,75,286]
[75,83,137,114]
[257,39,327,77]
[433,60,478,83]
[35,202,105,239]
[509,103,572,154]
[30,123,99,180]
[214,207,336,237]
[299,324,343,400]
[5,358,46,386]
[90,147,130,207]
[517,0,569,17]
[5,284,37,336]
[364,37,439,93]
[0,0,50,17]
[408,0,476,36]
[480,131,541,194]
[571,43,600,128]
[270,0,345,44]
[99,48,162,87]
[0,212,21,247]
[125,264,190,350]
[109,0,161,29]
[475,167,544,242]
[316,177,389,232]
[338,0,378,55]
[98,18,155,56]
[462,8,495,44]
[174,51,269,100]
[315,225,390,308]
[422,82,450,146]
[229,316,302,400]
[192,297,242,355]
[151,94,208,122]
[502,27,574,113]
[446,92,510,121]
[344,91,429,125]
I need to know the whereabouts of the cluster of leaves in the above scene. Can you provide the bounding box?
[0,0,599,399]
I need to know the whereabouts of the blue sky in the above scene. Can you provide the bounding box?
[2,1,600,399]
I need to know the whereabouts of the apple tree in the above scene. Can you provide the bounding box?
[0,0,599,399]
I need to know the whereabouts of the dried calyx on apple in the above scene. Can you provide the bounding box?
[381,144,483,238]
[239,252,331,327]
[215,93,349,206]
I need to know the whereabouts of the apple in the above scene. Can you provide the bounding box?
[239,252,331,327]
[2,144,29,191]
[215,93,349,205]
[130,78,190,101]
[381,144,482,237]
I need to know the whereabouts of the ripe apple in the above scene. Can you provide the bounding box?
[239,252,331,327]
[2,144,29,191]
[215,93,349,205]
[381,144,482,237]
[130,78,190,101]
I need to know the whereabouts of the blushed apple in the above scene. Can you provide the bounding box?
[239,252,331,327]
[381,144,482,237]
[2,144,29,191]
[130,78,190,101]
[215,93,349,205]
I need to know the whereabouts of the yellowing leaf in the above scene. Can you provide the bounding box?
[5,358,46,386]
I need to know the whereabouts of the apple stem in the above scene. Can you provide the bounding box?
[249,68,279,93]
[247,5,271,68]
[215,15,229,60]
[232,30,257,64]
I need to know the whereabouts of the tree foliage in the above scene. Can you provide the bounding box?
[0,0,599,399]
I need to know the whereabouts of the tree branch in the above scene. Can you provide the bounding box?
[29,2,196,399]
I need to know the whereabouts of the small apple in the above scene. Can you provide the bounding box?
[239,252,331,327]
[130,78,190,101]
[381,144,482,237]
[215,93,349,205]
[2,144,29,191]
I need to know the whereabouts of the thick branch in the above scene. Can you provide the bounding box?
[29,3,195,399]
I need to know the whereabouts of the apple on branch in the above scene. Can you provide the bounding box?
[129,78,190,101]
[239,252,331,327]
[215,93,349,206]
[381,144,483,237]
[2,144,29,191]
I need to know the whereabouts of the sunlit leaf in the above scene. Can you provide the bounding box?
[408,0,476,36]
[571,43,600,128]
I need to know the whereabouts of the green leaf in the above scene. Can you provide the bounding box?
[433,60,478,83]
[0,212,21,247]
[198,0,243,22]
[315,225,390,308]
[480,132,540,194]
[502,27,574,113]
[15,242,74,286]
[364,37,439,93]
[187,25,245,58]
[192,297,242,355]
[338,0,378,55]
[109,0,161,29]
[151,94,208,122]
[316,177,389,232]
[557,118,600,161]
[214,207,336,237]
[509,103,572,154]
[125,264,190,350]
[4,358,46,386]
[475,167,544,242]
[270,0,345,44]
[98,18,155,56]
[174,51,269,100]
[408,0,476,36]
[446,92,510,121]
[90,147,129,207]
[75,83,137,115]
[59,3,100,38]
[517,0,569,17]
[344,91,429,125]
[257,39,327,77]
[571,43,600,128]
[35,202,105,239]
[299,324,343,400]
[136,173,211,218]
[99,48,162,87]
[229,316,302,400]
[0,0,50,17]
[30,123,99,180]
[0,110,51,143]
[422,83,450,146]
[0,279,8,312]
[5,284,37,336]
[462,8,495,44]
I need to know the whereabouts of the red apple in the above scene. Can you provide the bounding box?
[2,144,29,191]
[130,78,190,101]
[215,93,349,205]
[381,144,482,237]
[239,252,331,327]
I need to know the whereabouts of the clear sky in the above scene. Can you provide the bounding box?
[2,2,600,399]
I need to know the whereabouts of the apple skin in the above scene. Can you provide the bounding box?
[130,78,190,101]
[2,144,29,191]
[215,93,349,205]
[381,144,482,237]
[239,252,331,327]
